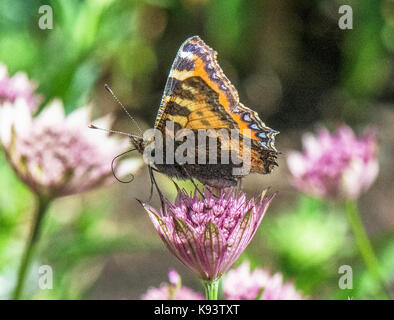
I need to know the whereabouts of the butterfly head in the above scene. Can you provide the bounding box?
[129,134,145,154]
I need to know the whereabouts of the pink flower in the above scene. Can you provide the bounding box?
[168,269,181,287]
[223,262,303,300]
[141,269,203,300]
[287,125,379,199]
[140,187,275,281]
[0,98,142,198]
[0,63,42,112]
[143,264,303,300]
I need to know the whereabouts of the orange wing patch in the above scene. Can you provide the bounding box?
[155,36,278,153]
[155,36,239,131]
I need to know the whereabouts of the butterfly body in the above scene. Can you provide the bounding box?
[131,134,241,188]
[131,36,279,188]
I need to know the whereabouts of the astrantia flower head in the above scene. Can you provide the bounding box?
[0,63,42,112]
[0,98,141,199]
[223,261,303,300]
[140,187,275,281]
[141,269,203,300]
[287,125,379,199]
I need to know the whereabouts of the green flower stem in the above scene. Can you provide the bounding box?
[203,278,220,300]
[344,200,389,299]
[12,196,51,300]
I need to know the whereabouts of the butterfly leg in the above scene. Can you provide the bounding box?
[151,167,185,201]
[148,167,155,202]
[190,178,205,199]
[151,167,179,186]
[237,177,243,192]
[181,166,205,199]
[148,166,166,212]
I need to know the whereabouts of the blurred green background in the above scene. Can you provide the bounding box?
[0,0,393,299]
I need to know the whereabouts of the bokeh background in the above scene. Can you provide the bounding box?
[0,0,393,299]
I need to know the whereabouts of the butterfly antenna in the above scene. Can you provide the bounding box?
[104,84,144,136]
[88,124,133,137]
[111,148,137,183]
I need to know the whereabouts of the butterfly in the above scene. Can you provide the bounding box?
[95,36,279,193]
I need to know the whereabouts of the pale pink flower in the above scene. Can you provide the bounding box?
[223,262,303,300]
[141,285,204,300]
[141,269,203,300]
[168,268,181,287]
[140,187,275,281]
[143,264,303,300]
[0,63,42,112]
[287,125,379,199]
[0,98,141,198]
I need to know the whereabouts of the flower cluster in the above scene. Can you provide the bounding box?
[287,125,379,199]
[0,63,41,112]
[223,262,302,300]
[141,269,204,300]
[142,263,303,300]
[0,63,144,300]
[140,187,275,281]
[0,96,140,199]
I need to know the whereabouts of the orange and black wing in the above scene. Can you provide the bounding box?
[154,36,239,133]
[155,36,279,174]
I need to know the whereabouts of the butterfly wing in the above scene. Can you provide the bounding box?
[154,36,279,182]
[155,36,239,132]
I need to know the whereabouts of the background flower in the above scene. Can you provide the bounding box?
[141,187,275,282]
[287,125,379,199]
[0,98,141,199]
[142,264,303,300]
[141,269,203,300]
[0,63,41,112]
[223,262,303,300]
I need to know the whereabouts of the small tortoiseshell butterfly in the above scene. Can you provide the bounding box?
[98,36,279,190]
